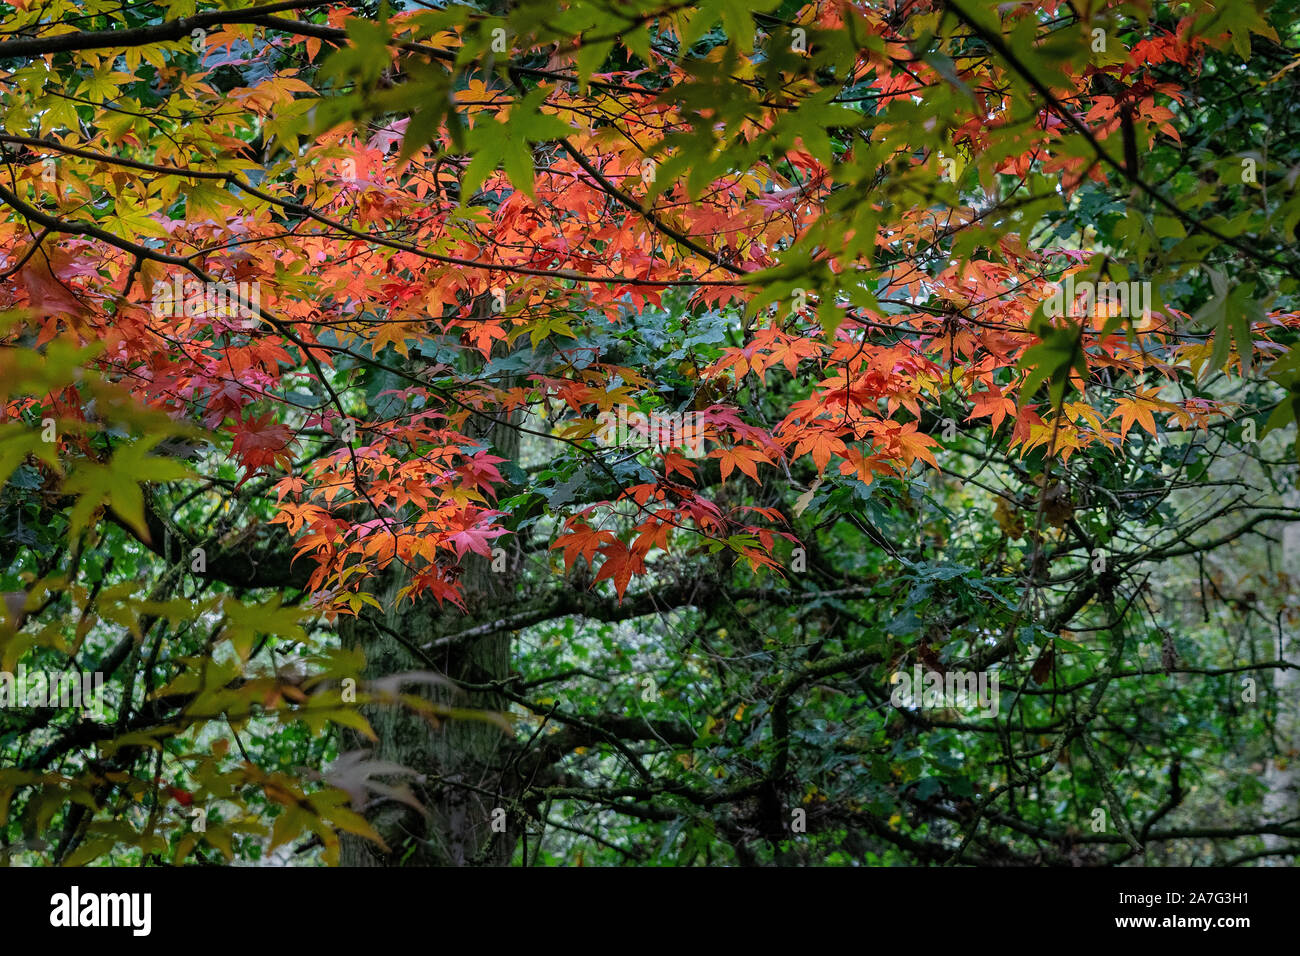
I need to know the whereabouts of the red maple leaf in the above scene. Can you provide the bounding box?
[231,412,296,479]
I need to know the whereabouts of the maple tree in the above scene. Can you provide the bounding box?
[0,0,1298,866]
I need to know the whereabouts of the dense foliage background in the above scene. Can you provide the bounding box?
[0,0,1298,866]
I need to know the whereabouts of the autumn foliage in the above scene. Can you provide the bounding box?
[1,0,1298,867]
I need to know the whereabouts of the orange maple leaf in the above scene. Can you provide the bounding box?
[710,445,771,483]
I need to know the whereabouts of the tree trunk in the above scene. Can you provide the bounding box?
[1263,489,1299,862]
[338,557,518,866]
[340,322,522,866]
